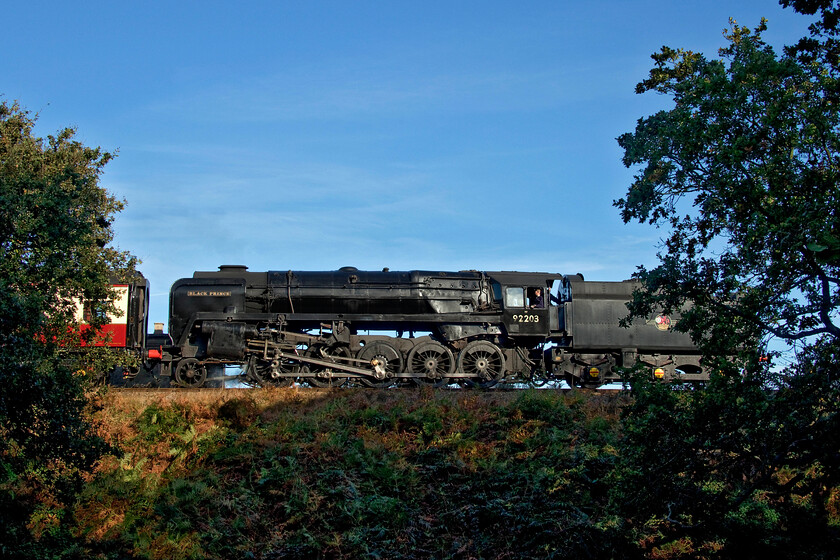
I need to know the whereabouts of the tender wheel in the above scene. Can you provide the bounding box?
[528,375,550,388]
[174,358,207,388]
[457,341,505,388]
[407,341,455,387]
[357,341,403,388]
[525,365,550,388]
[303,344,350,388]
[248,356,295,387]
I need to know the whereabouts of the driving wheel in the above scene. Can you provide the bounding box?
[457,341,505,388]
[248,356,296,387]
[303,344,350,387]
[357,341,403,388]
[407,341,455,387]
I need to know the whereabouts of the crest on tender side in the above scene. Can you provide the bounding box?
[654,314,671,331]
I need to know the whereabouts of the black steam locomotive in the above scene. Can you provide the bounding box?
[129,265,706,388]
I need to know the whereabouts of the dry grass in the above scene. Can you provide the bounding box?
[72,386,629,559]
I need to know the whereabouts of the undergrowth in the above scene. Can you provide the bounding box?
[69,389,625,559]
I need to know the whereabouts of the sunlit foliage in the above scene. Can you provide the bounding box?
[0,100,136,555]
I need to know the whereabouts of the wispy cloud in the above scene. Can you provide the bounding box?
[144,64,579,125]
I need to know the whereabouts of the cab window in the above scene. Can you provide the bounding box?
[528,287,545,309]
[491,282,503,302]
[505,287,524,308]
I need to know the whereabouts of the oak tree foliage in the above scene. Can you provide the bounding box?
[781,0,840,67]
[615,18,839,360]
[611,3,840,558]
[0,100,136,550]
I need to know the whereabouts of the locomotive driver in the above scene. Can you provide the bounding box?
[530,288,544,309]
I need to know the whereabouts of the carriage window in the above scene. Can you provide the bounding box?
[505,287,524,308]
[82,301,108,324]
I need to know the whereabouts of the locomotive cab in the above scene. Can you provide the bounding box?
[486,272,565,338]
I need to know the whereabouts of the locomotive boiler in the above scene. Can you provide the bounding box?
[144,265,706,388]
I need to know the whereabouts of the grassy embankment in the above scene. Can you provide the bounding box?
[68,387,624,559]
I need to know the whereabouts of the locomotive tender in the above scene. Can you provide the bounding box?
[128,265,707,388]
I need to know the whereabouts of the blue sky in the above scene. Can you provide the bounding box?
[3,1,816,325]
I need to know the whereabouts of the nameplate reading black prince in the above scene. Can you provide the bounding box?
[187,290,232,297]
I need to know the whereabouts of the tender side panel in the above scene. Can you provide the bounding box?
[567,280,696,353]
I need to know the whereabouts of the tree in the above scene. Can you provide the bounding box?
[610,350,840,559]
[781,0,840,68]
[615,19,839,362]
[610,5,840,558]
[0,100,136,552]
